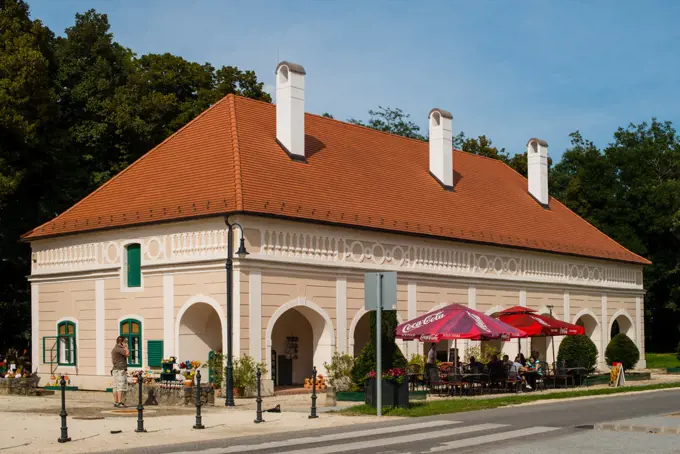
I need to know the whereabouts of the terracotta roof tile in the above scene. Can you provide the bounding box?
[22,95,649,265]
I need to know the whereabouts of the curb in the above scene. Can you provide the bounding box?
[505,385,680,408]
[595,421,680,434]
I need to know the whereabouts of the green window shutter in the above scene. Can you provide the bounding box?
[43,336,58,364]
[126,244,141,287]
[147,340,163,367]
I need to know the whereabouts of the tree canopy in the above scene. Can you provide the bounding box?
[3,0,679,356]
[0,0,271,352]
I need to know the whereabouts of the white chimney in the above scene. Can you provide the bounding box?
[527,138,549,206]
[275,61,306,161]
[428,108,454,190]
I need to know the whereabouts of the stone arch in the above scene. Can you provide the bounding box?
[485,305,505,316]
[175,295,226,363]
[572,308,602,365]
[427,303,448,313]
[265,298,335,382]
[349,308,406,357]
[609,310,635,342]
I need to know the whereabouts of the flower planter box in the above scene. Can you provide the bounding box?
[337,391,365,402]
[364,378,409,409]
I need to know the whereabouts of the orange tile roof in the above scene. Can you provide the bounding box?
[22,95,650,265]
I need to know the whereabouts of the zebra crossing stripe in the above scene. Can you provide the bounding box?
[171,420,459,454]
[427,426,562,452]
[274,423,508,454]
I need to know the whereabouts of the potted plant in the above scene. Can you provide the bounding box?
[232,355,268,397]
[364,367,409,409]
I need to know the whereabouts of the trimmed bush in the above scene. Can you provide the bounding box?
[350,310,407,389]
[557,334,598,374]
[605,333,640,370]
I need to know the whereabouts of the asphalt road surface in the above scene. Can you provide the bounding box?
[114,389,680,454]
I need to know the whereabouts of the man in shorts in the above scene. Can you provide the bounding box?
[111,336,129,407]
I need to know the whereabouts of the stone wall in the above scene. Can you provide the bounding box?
[0,377,41,395]
[122,384,215,407]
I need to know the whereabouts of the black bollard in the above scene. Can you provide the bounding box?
[58,376,71,443]
[193,370,205,429]
[135,370,147,433]
[309,366,319,419]
[254,367,264,423]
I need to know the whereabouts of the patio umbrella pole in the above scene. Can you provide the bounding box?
[551,335,556,366]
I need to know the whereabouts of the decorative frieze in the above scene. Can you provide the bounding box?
[30,225,643,291]
[259,229,642,290]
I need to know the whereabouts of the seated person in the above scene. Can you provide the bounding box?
[524,355,542,390]
[510,356,529,392]
[487,354,505,380]
[468,356,484,373]
[502,354,513,369]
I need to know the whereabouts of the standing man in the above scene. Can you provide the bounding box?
[425,343,437,385]
[111,336,129,408]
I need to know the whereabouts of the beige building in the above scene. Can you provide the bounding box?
[24,62,648,390]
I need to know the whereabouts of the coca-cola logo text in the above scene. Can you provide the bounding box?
[401,311,445,333]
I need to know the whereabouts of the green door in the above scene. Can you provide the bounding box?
[127,244,141,287]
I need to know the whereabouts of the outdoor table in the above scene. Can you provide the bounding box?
[447,373,486,396]
[567,367,586,386]
[521,370,539,390]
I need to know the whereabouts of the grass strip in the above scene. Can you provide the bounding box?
[339,381,680,417]
[645,353,680,369]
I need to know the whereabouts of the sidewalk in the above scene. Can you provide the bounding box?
[596,414,680,435]
[0,394,382,453]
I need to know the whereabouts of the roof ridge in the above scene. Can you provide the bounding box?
[235,96,523,164]
[21,95,234,239]
[548,196,650,264]
[497,159,649,264]
[234,94,430,145]
[228,95,244,211]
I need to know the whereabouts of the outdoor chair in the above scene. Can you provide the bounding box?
[553,361,573,388]
[427,366,448,396]
[505,369,521,393]
[446,371,467,396]
[535,361,550,391]
[407,363,422,391]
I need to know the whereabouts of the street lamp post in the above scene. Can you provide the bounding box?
[546,305,555,366]
[225,217,249,407]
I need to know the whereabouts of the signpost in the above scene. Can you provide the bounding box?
[364,271,397,417]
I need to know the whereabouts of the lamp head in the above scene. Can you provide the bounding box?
[236,237,249,259]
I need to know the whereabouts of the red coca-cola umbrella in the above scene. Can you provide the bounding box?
[496,306,585,364]
[496,306,585,337]
[396,303,528,342]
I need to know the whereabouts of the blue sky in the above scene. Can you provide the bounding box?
[29,0,680,161]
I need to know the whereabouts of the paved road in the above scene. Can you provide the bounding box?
[115,389,680,454]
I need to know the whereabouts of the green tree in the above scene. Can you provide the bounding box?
[350,311,407,388]
[0,0,60,352]
[551,120,680,352]
[349,106,426,140]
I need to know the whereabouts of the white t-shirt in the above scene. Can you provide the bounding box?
[510,362,523,374]
[427,348,437,364]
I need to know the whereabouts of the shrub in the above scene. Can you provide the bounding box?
[408,353,426,370]
[557,335,598,374]
[233,355,268,392]
[323,352,354,391]
[464,345,501,364]
[350,310,407,389]
[605,333,640,370]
